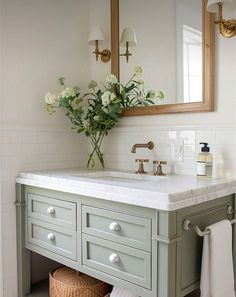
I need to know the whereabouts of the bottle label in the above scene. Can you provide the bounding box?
[197,162,206,176]
[206,163,213,177]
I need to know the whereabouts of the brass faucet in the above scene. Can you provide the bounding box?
[131,141,154,153]
[153,161,167,176]
[135,159,149,174]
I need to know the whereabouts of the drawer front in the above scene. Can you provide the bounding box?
[82,205,151,251]
[27,218,76,260]
[27,193,76,230]
[82,234,151,289]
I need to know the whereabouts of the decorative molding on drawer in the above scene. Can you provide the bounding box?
[27,218,77,260]
[27,193,77,230]
[82,234,151,290]
[82,205,152,251]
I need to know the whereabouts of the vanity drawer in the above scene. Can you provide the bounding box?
[82,234,151,289]
[82,205,151,251]
[27,193,76,230]
[27,218,76,260]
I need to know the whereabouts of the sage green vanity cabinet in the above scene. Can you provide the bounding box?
[16,184,236,297]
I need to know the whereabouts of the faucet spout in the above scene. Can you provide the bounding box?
[131,141,154,153]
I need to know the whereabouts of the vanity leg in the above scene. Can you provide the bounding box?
[16,184,31,297]
[233,194,236,288]
[155,211,182,297]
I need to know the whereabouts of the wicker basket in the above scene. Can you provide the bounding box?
[49,266,111,297]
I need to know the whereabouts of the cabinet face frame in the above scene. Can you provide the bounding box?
[110,0,215,116]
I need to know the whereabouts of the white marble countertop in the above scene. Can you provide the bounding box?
[16,169,236,211]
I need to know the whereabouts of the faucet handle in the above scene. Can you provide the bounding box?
[135,159,149,174]
[153,161,167,176]
[135,159,149,163]
[153,160,167,165]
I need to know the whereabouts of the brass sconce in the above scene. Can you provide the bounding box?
[88,26,111,63]
[120,28,137,63]
[207,0,236,38]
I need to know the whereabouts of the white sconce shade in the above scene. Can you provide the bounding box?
[120,28,137,47]
[88,26,105,45]
[207,0,234,13]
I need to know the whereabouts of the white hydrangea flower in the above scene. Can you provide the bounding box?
[44,92,58,105]
[102,106,109,113]
[149,90,156,99]
[93,116,100,121]
[138,79,145,85]
[134,66,143,75]
[82,119,90,129]
[45,104,54,115]
[88,80,98,89]
[61,87,76,98]
[106,74,118,85]
[73,86,80,94]
[101,91,116,106]
[101,91,110,106]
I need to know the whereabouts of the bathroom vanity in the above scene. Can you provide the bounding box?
[16,170,236,297]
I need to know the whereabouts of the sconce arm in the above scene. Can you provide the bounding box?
[215,3,236,38]
[92,40,111,63]
[119,42,132,63]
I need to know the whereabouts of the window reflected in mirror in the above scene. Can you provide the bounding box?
[119,0,204,105]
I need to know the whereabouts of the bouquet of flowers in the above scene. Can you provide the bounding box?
[45,66,164,168]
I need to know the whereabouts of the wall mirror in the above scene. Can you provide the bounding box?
[111,0,215,116]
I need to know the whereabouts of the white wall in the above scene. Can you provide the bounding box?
[89,0,111,82]
[0,1,90,296]
[1,1,236,296]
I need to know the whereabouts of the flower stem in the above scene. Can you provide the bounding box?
[87,132,105,168]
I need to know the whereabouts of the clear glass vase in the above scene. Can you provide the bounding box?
[87,132,105,169]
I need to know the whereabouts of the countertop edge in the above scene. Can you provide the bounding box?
[16,176,236,211]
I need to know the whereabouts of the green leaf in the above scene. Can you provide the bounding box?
[125,84,135,93]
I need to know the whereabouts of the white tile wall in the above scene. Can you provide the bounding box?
[0,126,87,297]
[103,125,236,179]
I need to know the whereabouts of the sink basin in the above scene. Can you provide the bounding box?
[71,171,165,182]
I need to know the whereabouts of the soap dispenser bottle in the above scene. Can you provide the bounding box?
[197,142,213,177]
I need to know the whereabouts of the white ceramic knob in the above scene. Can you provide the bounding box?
[47,207,55,214]
[47,233,55,241]
[109,253,120,263]
[109,222,121,231]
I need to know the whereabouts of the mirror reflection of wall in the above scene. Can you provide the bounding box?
[176,0,202,103]
[119,0,203,105]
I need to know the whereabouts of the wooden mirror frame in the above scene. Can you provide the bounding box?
[110,0,215,116]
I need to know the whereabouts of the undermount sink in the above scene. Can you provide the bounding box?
[71,171,165,182]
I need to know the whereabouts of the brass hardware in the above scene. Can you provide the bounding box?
[153,161,167,176]
[183,217,236,237]
[227,205,236,215]
[131,141,154,153]
[183,205,236,237]
[215,3,236,38]
[93,40,111,63]
[14,201,26,207]
[120,41,132,63]
[135,159,149,174]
